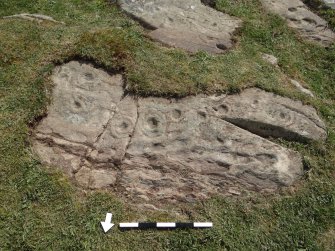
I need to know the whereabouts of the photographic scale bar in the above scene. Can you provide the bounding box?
[119,222,213,230]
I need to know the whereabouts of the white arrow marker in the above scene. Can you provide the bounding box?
[101,213,115,233]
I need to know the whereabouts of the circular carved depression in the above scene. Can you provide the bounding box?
[69,93,93,113]
[110,115,134,138]
[171,109,182,120]
[141,109,167,138]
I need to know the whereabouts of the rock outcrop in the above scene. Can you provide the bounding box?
[118,0,242,53]
[213,88,324,141]
[32,61,327,205]
[261,0,335,46]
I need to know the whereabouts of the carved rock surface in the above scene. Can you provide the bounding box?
[37,61,123,145]
[210,88,326,141]
[261,0,335,46]
[118,0,242,53]
[33,61,327,205]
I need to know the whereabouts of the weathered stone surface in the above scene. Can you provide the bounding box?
[2,13,65,24]
[121,97,302,202]
[32,61,327,205]
[37,61,124,144]
[90,96,138,164]
[206,88,326,141]
[33,140,82,177]
[261,0,335,46]
[75,167,117,189]
[118,0,242,53]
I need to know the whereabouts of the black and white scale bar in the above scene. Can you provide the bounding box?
[119,222,213,230]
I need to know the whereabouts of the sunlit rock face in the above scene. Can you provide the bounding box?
[32,61,327,205]
[118,0,242,53]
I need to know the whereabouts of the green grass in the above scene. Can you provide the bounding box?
[0,0,334,250]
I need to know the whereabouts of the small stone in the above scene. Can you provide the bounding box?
[290,79,314,97]
[75,167,91,188]
[138,195,150,201]
[90,169,117,189]
[228,188,241,196]
[2,13,65,24]
[261,53,278,66]
[323,1,335,9]
[141,204,160,211]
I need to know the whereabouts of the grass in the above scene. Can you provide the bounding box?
[0,0,334,250]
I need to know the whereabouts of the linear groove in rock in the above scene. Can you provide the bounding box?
[32,61,327,205]
[123,99,140,162]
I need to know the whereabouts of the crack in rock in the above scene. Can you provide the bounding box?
[32,61,327,206]
[37,61,123,145]
[90,96,138,165]
[122,98,140,162]
[261,0,335,46]
[118,0,242,53]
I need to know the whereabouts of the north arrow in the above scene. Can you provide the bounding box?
[101,213,115,233]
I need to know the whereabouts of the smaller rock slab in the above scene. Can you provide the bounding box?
[37,61,124,145]
[261,0,335,46]
[119,0,242,53]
